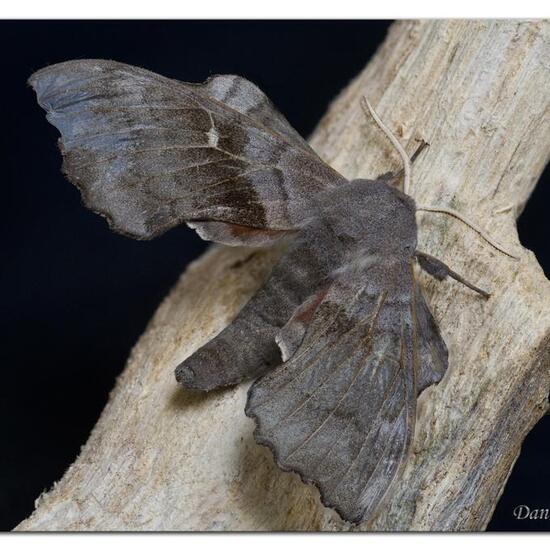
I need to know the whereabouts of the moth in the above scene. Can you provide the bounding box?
[30,60,515,524]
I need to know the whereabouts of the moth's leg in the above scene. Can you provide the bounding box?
[374,141,429,187]
[410,139,430,163]
[415,251,490,298]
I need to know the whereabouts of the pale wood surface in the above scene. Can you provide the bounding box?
[17,20,550,531]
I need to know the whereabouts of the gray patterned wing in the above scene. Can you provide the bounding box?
[29,60,345,241]
[201,74,313,153]
[245,261,420,524]
[175,213,345,390]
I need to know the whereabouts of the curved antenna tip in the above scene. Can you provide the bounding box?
[360,96,412,195]
[417,205,521,260]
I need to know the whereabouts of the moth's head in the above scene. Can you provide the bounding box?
[346,175,414,209]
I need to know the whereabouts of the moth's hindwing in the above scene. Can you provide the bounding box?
[245,261,447,524]
[175,222,343,390]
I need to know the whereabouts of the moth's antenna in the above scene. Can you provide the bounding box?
[360,98,519,260]
[416,205,520,259]
[360,96,411,195]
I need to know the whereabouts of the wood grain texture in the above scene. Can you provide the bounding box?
[17,19,550,531]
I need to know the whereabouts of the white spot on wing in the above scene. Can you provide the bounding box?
[207,126,219,148]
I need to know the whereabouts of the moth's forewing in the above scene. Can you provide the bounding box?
[29,60,344,241]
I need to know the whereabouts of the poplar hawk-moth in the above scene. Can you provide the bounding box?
[30,60,504,524]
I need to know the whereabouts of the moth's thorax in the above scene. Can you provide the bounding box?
[316,178,418,257]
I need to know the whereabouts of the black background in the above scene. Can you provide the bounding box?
[1,20,548,532]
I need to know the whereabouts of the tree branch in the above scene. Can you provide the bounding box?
[17,20,550,531]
